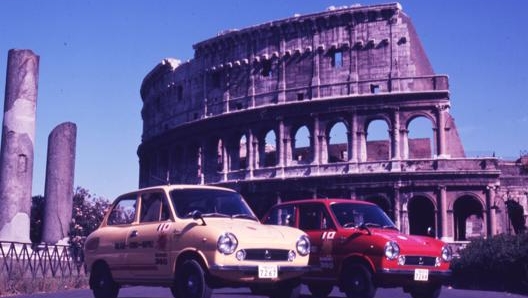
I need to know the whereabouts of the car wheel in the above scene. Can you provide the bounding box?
[341,264,376,298]
[174,259,212,298]
[269,279,301,298]
[90,262,119,298]
[410,284,442,298]
[307,282,333,298]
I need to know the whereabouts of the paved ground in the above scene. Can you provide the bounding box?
[4,285,526,298]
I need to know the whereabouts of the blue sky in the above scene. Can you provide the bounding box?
[1,0,527,200]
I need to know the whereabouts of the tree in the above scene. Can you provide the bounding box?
[30,195,45,243]
[69,187,111,247]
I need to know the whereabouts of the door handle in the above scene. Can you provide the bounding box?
[130,230,138,238]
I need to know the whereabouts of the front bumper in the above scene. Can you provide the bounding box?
[209,265,310,284]
[375,268,452,287]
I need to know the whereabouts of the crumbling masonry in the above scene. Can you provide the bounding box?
[138,3,528,244]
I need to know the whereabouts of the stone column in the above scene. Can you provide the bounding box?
[42,122,77,244]
[391,108,401,160]
[436,104,447,158]
[0,49,39,243]
[349,111,358,162]
[438,185,450,241]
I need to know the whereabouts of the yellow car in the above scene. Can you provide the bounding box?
[83,185,310,298]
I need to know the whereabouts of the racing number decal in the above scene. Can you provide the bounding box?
[321,231,336,240]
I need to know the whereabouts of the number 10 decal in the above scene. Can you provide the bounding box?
[321,231,336,240]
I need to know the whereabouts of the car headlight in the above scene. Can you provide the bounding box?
[217,232,238,255]
[296,235,310,256]
[441,245,453,262]
[384,241,400,260]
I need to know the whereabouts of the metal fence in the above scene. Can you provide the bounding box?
[0,241,86,279]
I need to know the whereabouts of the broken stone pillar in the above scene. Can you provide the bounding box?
[42,122,77,244]
[0,49,39,243]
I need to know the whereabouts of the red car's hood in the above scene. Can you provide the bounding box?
[370,229,445,256]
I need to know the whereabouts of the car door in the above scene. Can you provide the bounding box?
[125,190,174,280]
[103,193,139,281]
[297,203,338,275]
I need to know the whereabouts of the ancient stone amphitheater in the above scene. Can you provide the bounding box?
[138,3,528,244]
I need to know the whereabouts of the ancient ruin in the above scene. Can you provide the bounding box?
[42,122,77,244]
[0,49,39,243]
[138,3,528,244]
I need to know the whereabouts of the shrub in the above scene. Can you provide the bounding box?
[451,233,528,294]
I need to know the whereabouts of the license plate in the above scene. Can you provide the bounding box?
[258,264,278,278]
[414,268,429,281]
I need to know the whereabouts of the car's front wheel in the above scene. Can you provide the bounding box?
[341,263,376,298]
[90,262,119,298]
[173,259,212,298]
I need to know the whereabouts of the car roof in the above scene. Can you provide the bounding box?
[115,184,237,199]
[274,198,377,207]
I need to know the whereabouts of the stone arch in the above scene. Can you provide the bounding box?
[408,195,436,236]
[239,134,248,170]
[327,120,349,163]
[453,195,485,240]
[365,117,391,161]
[366,194,394,220]
[261,129,278,168]
[291,124,312,164]
[405,114,436,159]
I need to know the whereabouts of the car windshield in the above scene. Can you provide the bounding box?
[330,202,396,229]
[170,188,257,220]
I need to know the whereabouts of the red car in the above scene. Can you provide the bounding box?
[262,199,452,298]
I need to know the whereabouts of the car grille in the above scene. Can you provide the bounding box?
[244,249,290,261]
[404,256,437,266]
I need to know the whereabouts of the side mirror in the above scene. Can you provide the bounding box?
[192,210,206,226]
[426,227,436,237]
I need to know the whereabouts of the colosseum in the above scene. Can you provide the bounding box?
[138,3,528,246]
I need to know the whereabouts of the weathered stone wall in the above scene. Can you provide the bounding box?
[138,3,527,241]
[0,49,39,243]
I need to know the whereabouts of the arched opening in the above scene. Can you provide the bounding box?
[407,116,434,158]
[366,195,394,221]
[366,119,390,161]
[293,125,312,163]
[328,121,348,163]
[453,196,484,240]
[239,135,247,169]
[263,130,277,167]
[408,196,436,236]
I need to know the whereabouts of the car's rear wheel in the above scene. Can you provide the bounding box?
[307,282,333,298]
[173,259,212,298]
[409,283,442,298]
[90,262,119,298]
[341,264,376,298]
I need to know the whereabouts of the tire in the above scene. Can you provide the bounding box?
[90,262,119,298]
[341,264,376,298]
[410,284,441,298]
[269,279,301,298]
[174,259,212,298]
[307,282,333,298]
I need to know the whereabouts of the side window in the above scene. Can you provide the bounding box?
[140,192,170,223]
[265,206,295,227]
[107,195,137,225]
[299,204,334,230]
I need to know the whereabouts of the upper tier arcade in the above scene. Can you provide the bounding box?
[140,2,449,141]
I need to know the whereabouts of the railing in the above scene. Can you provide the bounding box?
[0,241,85,279]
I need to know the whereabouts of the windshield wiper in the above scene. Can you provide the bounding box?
[231,214,258,221]
[201,212,230,218]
